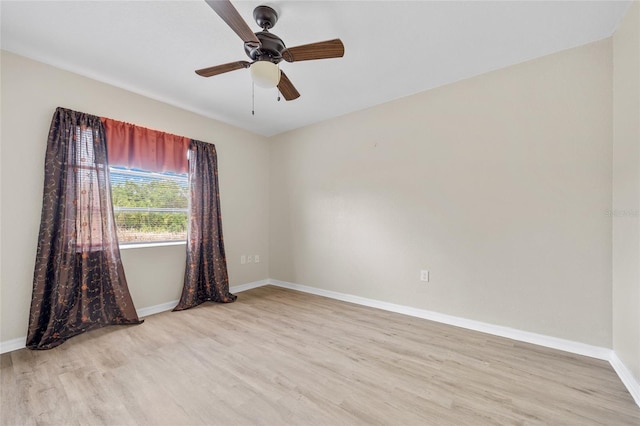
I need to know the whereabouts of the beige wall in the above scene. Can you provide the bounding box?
[613,1,640,380]
[270,40,614,347]
[0,27,630,355]
[0,51,270,342]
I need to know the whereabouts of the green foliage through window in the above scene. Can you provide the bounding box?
[109,167,188,243]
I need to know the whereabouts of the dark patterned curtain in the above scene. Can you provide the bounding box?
[174,140,236,310]
[27,107,142,350]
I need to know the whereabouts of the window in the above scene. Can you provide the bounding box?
[109,166,188,244]
[73,125,105,251]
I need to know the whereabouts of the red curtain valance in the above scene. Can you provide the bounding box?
[101,117,190,174]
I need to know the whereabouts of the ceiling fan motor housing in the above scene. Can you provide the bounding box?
[244,31,286,63]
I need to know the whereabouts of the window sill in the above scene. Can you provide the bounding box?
[119,241,186,250]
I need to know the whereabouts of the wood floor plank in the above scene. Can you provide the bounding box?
[1,285,638,425]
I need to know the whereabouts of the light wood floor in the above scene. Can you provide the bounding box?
[1,285,639,425]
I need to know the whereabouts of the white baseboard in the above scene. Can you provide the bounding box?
[231,279,270,294]
[267,279,639,408]
[0,337,27,354]
[134,279,269,318]
[610,352,640,407]
[0,279,269,355]
[268,279,611,360]
[136,300,180,318]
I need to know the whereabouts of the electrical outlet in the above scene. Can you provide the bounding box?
[247,255,253,263]
[255,255,260,263]
[241,255,246,265]
[420,270,429,282]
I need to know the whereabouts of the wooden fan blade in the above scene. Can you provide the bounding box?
[282,39,344,63]
[195,61,250,77]
[205,0,260,45]
[277,71,300,101]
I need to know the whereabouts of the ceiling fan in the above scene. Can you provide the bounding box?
[196,0,345,101]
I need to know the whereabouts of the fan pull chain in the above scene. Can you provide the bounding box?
[277,63,281,101]
[252,82,255,116]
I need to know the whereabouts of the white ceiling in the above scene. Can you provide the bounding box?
[1,1,632,137]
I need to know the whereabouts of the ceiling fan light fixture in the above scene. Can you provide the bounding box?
[250,60,281,88]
